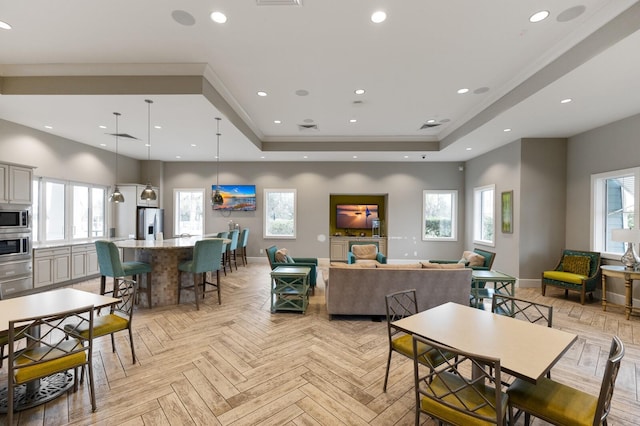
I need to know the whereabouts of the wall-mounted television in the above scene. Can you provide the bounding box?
[212,184,257,211]
[336,204,379,229]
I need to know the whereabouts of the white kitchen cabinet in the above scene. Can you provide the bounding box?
[33,247,71,288]
[0,163,33,204]
[71,244,99,280]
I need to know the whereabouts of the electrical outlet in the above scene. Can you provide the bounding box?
[259,248,264,254]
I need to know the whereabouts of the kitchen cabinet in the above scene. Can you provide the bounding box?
[33,247,71,288]
[0,163,33,204]
[71,244,99,280]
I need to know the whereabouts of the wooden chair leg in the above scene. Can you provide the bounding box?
[193,273,200,310]
[217,269,221,304]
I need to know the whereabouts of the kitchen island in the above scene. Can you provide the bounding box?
[115,235,226,307]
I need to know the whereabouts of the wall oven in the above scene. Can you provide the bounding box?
[0,232,31,260]
[0,206,30,231]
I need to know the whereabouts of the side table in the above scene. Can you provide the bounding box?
[270,266,311,313]
[601,265,640,320]
[470,270,516,309]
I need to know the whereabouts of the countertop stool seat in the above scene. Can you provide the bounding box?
[96,241,153,307]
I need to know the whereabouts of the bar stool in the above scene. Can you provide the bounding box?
[226,229,239,272]
[239,228,250,266]
[216,231,229,275]
[96,240,153,308]
[178,238,224,310]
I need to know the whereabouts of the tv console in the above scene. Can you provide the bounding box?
[330,236,387,262]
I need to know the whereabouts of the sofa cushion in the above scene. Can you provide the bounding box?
[422,262,466,269]
[330,262,375,268]
[562,255,591,276]
[543,271,587,285]
[462,250,485,267]
[352,244,378,260]
[376,263,422,269]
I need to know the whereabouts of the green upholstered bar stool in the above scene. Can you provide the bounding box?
[226,229,240,272]
[96,240,153,308]
[239,228,249,266]
[178,238,224,310]
[217,231,229,275]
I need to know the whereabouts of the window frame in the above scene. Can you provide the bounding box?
[473,184,495,247]
[422,190,458,241]
[263,188,297,239]
[591,167,639,260]
[173,188,205,237]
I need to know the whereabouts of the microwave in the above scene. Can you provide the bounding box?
[0,207,30,231]
[0,233,31,259]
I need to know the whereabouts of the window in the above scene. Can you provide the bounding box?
[473,184,495,246]
[264,189,296,239]
[592,167,639,257]
[174,189,204,236]
[423,190,457,241]
[32,178,107,243]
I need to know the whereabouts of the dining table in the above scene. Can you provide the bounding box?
[115,235,229,307]
[0,288,120,413]
[392,302,577,384]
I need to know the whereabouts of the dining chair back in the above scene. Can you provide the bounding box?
[507,336,624,426]
[492,294,553,327]
[178,238,224,310]
[7,305,96,425]
[413,334,508,425]
[95,240,153,308]
[383,289,453,392]
[239,227,250,266]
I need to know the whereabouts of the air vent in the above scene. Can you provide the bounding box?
[256,0,302,6]
[106,133,139,140]
[419,123,441,130]
[298,124,319,131]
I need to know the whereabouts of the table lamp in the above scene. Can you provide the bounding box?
[611,228,640,270]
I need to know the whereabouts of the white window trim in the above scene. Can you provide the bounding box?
[264,188,297,239]
[473,184,496,247]
[173,188,205,237]
[422,189,457,241]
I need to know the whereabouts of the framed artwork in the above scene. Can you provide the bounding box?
[501,190,513,234]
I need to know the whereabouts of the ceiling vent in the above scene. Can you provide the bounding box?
[256,0,302,6]
[419,123,441,130]
[298,124,318,131]
[107,133,139,140]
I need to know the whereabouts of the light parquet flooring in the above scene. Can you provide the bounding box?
[1,262,640,425]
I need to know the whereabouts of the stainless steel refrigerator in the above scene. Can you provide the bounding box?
[137,208,164,240]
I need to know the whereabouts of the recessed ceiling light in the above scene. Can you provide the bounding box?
[274,120,282,124]
[44,125,53,129]
[154,125,162,129]
[190,144,197,147]
[353,155,358,159]
[303,155,308,159]
[503,128,512,132]
[354,89,366,95]
[560,98,572,104]
[371,11,387,23]
[257,91,267,97]
[0,20,11,30]
[529,10,550,23]
[100,143,106,147]
[99,125,107,129]
[457,88,470,94]
[176,155,182,159]
[349,119,357,123]
[145,143,151,147]
[260,156,266,159]
[466,147,472,151]
[210,11,227,24]
[404,155,409,159]
[427,119,436,124]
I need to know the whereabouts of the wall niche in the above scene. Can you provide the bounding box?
[329,194,387,237]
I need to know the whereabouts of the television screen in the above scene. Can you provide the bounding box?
[336,204,379,229]
[212,185,257,211]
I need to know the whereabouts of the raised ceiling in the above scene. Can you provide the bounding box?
[1,0,640,162]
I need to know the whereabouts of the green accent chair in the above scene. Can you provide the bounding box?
[507,336,624,426]
[239,228,250,266]
[178,238,224,310]
[96,240,153,308]
[347,241,387,264]
[541,249,601,304]
[8,305,96,425]
[430,248,496,270]
[265,245,318,291]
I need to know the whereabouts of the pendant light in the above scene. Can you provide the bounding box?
[140,99,157,201]
[109,112,125,203]
[212,117,224,206]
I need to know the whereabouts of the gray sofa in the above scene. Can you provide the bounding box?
[325,264,472,318]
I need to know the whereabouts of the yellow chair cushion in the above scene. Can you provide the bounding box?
[508,377,597,426]
[392,335,452,366]
[65,314,128,339]
[543,271,587,284]
[421,371,508,425]
[14,339,86,384]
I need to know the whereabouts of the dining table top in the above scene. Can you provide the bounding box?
[392,302,578,383]
[115,235,230,250]
[0,288,120,332]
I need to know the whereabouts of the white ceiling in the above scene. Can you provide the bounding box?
[1,0,640,162]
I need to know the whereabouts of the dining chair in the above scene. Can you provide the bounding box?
[507,335,624,426]
[65,278,139,364]
[96,240,153,308]
[383,289,453,392]
[226,229,240,272]
[7,305,96,425]
[239,227,250,266]
[217,231,229,276]
[178,238,224,310]
[413,334,508,426]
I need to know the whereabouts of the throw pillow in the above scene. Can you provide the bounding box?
[351,244,377,260]
[463,250,485,267]
[563,255,591,276]
[274,248,288,263]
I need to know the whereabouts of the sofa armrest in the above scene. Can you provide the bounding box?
[376,253,387,264]
[430,259,468,266]
[470,265,490,271]
[347,252,356,264]
[292,257,318,265]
